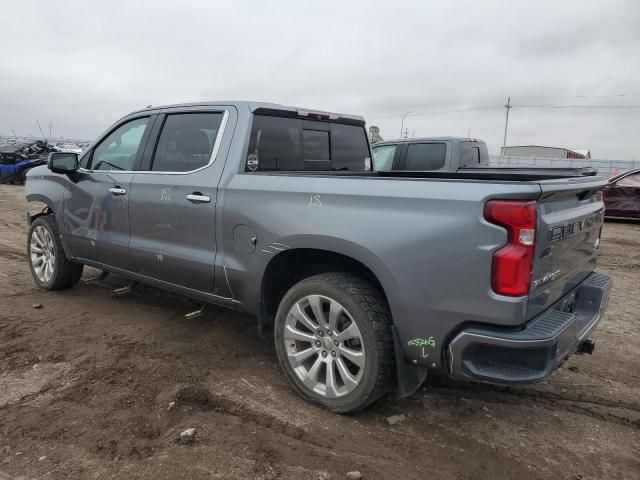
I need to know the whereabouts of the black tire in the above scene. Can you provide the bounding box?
[274,272,395,413]
[18,167,31,184]
[27,215,83,290]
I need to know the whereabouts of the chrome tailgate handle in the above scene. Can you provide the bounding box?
[108,187,127,195]
[186,193,211,203]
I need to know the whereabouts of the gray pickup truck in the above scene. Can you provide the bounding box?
[25,101,611,412]
[372,136,490,171]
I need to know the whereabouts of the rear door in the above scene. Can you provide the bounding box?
[527,176,607,318]
[127,108,231,292]
[459,141,489,167]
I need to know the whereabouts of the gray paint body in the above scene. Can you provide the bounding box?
[25,101,609,381]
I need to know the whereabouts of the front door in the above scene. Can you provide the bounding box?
[128,110,228,292]
[64,116,153,269]
[605,171,640,219]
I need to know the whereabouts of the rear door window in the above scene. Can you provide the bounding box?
[460,144,480,166]
[404,143,446,170]
[151,112,223,172]
[246,115,370,172]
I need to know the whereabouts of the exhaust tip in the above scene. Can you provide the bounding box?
[577,338,596,355]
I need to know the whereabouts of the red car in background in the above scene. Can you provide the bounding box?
[604,169,640,220]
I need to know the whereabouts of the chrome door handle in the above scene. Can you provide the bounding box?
[186,193,211,203]
[108,187,127,195]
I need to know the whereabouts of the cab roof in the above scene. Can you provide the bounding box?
[129,101,365,124]
[374,137,486,147]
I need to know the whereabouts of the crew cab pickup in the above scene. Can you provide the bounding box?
[25,101,611,412]
[372,136,489,171]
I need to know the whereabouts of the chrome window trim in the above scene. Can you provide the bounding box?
[79,109,229,176]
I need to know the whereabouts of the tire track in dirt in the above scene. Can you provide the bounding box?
[427,384,640,430]
[172,385,404,465]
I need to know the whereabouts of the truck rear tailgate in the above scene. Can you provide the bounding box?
[527,176,607,319]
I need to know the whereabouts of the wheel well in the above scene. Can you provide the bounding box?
[260,248,388,331]
[28,204,53,224]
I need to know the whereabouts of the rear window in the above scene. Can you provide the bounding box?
[405,143,446,170]
[246,115,370,172]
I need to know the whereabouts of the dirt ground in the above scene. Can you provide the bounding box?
[0,184,638,480]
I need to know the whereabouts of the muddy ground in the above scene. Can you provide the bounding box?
[0,184,638,480]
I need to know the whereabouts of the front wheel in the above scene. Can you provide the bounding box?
[27,215,83,290]
[274,273,395,413]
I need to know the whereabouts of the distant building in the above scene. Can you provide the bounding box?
[501,145,591,159]
[369,126,383,144]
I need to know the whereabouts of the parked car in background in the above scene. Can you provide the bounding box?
[372,137,489,171]
[55,143,83,155]
[604,169,640,220]
[0,140,53,184]
[25,101,610,412]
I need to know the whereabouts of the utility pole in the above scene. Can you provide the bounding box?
[49,121,53,138]
[403,128,409,139]
[502,97,511,148]
[36,120,47,141]
[400,112,411,139]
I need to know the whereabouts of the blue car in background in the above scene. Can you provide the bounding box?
[0,141,49,184]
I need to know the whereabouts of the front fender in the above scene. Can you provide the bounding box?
[25,167,74,259]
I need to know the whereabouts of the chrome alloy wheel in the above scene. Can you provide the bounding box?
[30,225,56,284]
[284,295,365,398]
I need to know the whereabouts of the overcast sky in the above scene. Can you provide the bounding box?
[2,0,639,158]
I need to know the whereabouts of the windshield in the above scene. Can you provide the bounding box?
[372,144,397,171]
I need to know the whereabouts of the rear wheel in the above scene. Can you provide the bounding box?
[274,273,395,413]
[28,215,83,290]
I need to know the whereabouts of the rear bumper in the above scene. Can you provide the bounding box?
[447,272,612,384]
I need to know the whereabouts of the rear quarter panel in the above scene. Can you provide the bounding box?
[220,173,542,368]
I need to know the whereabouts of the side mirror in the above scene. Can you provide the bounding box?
[48,152,78,174]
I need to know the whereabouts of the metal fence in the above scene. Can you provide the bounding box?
[489,155,640,178]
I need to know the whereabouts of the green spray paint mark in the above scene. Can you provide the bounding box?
[407,337,436,359]
[407,337,436,348]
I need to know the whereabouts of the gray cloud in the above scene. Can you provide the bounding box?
[2,0,639,158]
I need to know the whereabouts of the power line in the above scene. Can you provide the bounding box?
[514,104,640,109]
[367,103,640,120]
[511,94,640,99]
[367,105,502,119]
[363,93,640,118]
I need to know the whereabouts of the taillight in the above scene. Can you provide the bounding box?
[484,200,537,296]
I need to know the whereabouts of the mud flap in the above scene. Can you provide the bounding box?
[392,326,428,398]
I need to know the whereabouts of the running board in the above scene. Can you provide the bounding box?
[112,281,139,297]
[184,304,206,320]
